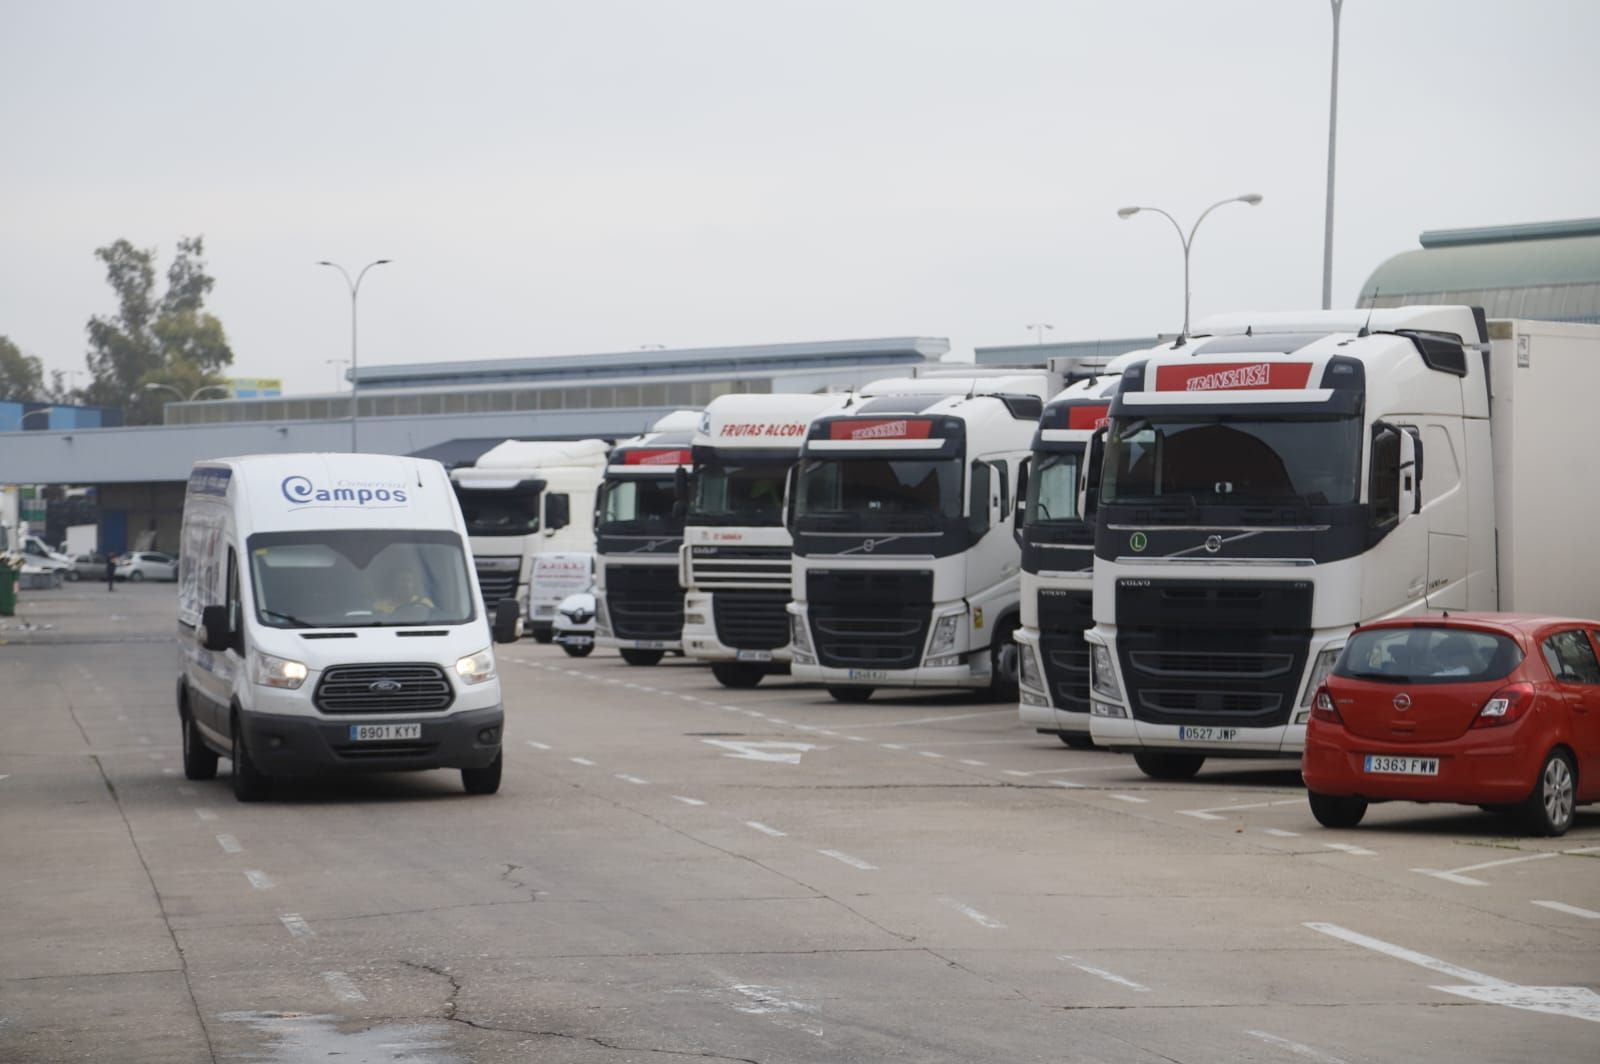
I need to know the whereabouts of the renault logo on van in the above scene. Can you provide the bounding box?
[370,679,404,693]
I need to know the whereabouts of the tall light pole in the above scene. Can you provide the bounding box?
[1116,194,1264,338]
[1322,0,1345,310]
[317,258,392,452]
[1024,323,1054,346]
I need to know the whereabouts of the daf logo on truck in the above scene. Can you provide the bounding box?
[281,475,409,508]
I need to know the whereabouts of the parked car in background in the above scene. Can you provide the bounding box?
[71,552,110,581]
[553,591,596,657]
[115,551,178,582]
[1303,614,1600,836]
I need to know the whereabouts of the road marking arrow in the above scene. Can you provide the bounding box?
[701,739,819,764]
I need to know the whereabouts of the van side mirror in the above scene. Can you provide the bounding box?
[545,493,571,531]
[492,598,523,644]
[1012,457,1031,547]
[200,604,232,652]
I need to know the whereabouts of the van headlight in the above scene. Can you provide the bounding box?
[253,652,308,690]
[927,611,963,657]
[455,648,496,686]
[1300,646,1344,706]
[1090,643,1122,701]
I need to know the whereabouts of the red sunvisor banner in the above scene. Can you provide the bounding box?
[827,418,935,441]
[1066,404,1111,430]
[623,448,691,465]
[1154,362,1314,392]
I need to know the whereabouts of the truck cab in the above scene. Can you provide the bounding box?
[449,439,609,643]
[787,372,1049,702]
[679,393,851,688]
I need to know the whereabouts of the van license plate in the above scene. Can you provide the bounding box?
[1178,726,1237,741]
[1364,755,1439,776]
[736,650,773,662]
[350,723,422,742]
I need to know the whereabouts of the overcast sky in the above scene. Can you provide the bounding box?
[3,0,1595,395]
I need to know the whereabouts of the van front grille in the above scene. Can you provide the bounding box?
[313,663,456,714]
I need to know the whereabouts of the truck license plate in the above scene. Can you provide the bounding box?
[1364,755,1439,776]
[736,650,773,662]
[848,669,888,681]
[1178,726,1237,742]
[349,723,421,742]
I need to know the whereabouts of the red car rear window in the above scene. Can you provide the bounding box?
[1335,626,1522,685]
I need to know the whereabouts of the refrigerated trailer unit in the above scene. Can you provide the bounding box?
[1084,309,1600,778]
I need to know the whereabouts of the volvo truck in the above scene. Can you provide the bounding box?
[1084,308,1600,778]
[593,411,699,666]
[679,392,850,688]
[450,439,608,642]
[786,372,1052,702]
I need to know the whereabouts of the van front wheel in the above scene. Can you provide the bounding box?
[462,752,503,795]
[230,718,271,802]
[182,705,218,781]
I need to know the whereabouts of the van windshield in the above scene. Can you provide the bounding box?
[248,529,476,628]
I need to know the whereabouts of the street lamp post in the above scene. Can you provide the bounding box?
[1322,0,1345,310]
[1116,194,1264,338]
[142,382,233,402]
[18,408,53,429]
[325,358,351,392]
[1024,323,1055,346]
[317,259,392,452]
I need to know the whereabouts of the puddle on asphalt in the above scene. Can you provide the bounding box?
[220,1011,459,1063]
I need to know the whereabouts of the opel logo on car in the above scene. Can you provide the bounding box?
[1204,535,1222,554]
[1393,693,1411,711]
[370,679,403,693]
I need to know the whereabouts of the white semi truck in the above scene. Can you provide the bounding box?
[449,439,609,643]
[1014,366,1128,745]
[679,392,850,688]
[1084,308,1600,778]
[786,372,1052,702]
[593,412,699,666]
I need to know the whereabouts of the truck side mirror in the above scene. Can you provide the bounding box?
[1398,428,1421,518]
[199,604,232,652]
[672,467,690,520]
[1078,427,1106,520]
[545,493,571,531]
[1012,457,1031,547]
[492,598,523,644]
[783,466,798,533]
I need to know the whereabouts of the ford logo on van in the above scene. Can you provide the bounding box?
[369,679,404,693]
[281,475,409,508]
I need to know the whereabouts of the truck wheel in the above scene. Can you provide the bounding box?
[1308,790,1368,829]
[181,702,218,781]
[828,686,873,703]
[531,626,553,644]
[1517,748,1576,837]
[983,621,1021,702]
[462,751,503,795]
[711,662,766,689]
[1133,751,1205,780]
[1058,733,1096,750]
[620,648,664,667]
[562,642,594,658]
[230,716,271,802]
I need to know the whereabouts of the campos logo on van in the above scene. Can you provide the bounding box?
[281,475,410,509]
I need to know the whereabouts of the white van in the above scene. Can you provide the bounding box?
[176,454,522,801]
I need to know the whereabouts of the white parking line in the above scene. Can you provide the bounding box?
[842,709,1015,730]
[845,736,868,742]
[216,834,242,854]
[1179,798,1302,821]
[244,869,275,890]
[1110,794,1149,804]
[615,774,650,785]
[195,809,218,821]
[818,849,877,871]
[279,913,316,940]
[177,786,196,796]
[1060,955,1149,992]
[161,767,178,775]
[880,743,906,751]
[322,970,367,1003]
[1323,842,1377,857]
[671,795,707,806]
[1414,850,1556,885]
[526,740,551,750]
[569,757,596,766]
[959,759,988,767]
[1533,900,1600,920]
[919,751,945,759]
[1244,1029,1349,1064]
[944,898,1005,928]
[745,821,787,837]
[1002,769,1029,777]
[1049,779,1085,789]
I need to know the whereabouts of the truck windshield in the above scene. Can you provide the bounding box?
[795,457,961,528]
[598,476,681,532]
[690,457,790,527]
[248,529,476,628]
[1102,416,1361,507]
[1025,451,1081,524]
[453,484,541,536]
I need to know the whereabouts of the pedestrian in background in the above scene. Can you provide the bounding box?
[105,553,115,592]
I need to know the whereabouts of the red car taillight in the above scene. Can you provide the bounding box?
[1310,686,1341,724]
[1471,682,1535,729]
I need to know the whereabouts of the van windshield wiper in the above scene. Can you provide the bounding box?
[260,609,319,629]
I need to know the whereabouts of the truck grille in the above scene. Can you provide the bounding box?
[605,563,685,641]
[1115,579,1311,728]
[473,563,518,608]
[690,545,792,590]
[1037,588,1092,714]
[806,569,933,671]
[712,589,792,650]
[313,664,456,715]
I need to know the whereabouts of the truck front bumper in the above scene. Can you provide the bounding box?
[1089,715,1303,757]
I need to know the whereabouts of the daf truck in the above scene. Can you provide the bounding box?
[593,411,699,666]
[1084,308,1600,779]
[679,392,850,688]
[450,439,608,643]
[786,372,1052,702]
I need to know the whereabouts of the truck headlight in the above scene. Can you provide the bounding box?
[927,612,963,657]
[594,596,610,629]
[790,613,813,654]
[1019,644,1044,691]
[252,652,308,690]
[1091,699,1126,718]
[455,648,496,685]
[1300,646,1343,706]
[1090,643,1122,701]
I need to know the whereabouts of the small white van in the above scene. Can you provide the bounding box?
[177,454,521,801]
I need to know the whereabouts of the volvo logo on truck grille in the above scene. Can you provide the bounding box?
[369,679,404,693]
[1205,535,1222,554]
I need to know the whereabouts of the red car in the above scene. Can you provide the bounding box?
[1303,613,1600,836]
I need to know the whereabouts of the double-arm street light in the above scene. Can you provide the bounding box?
[1024,323,1055,345]
[143,382,233,403]
[1116,194,1264,338]
[317,258,392,452]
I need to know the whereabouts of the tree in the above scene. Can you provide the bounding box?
[0,335,45,402]
[83,236,234,424]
